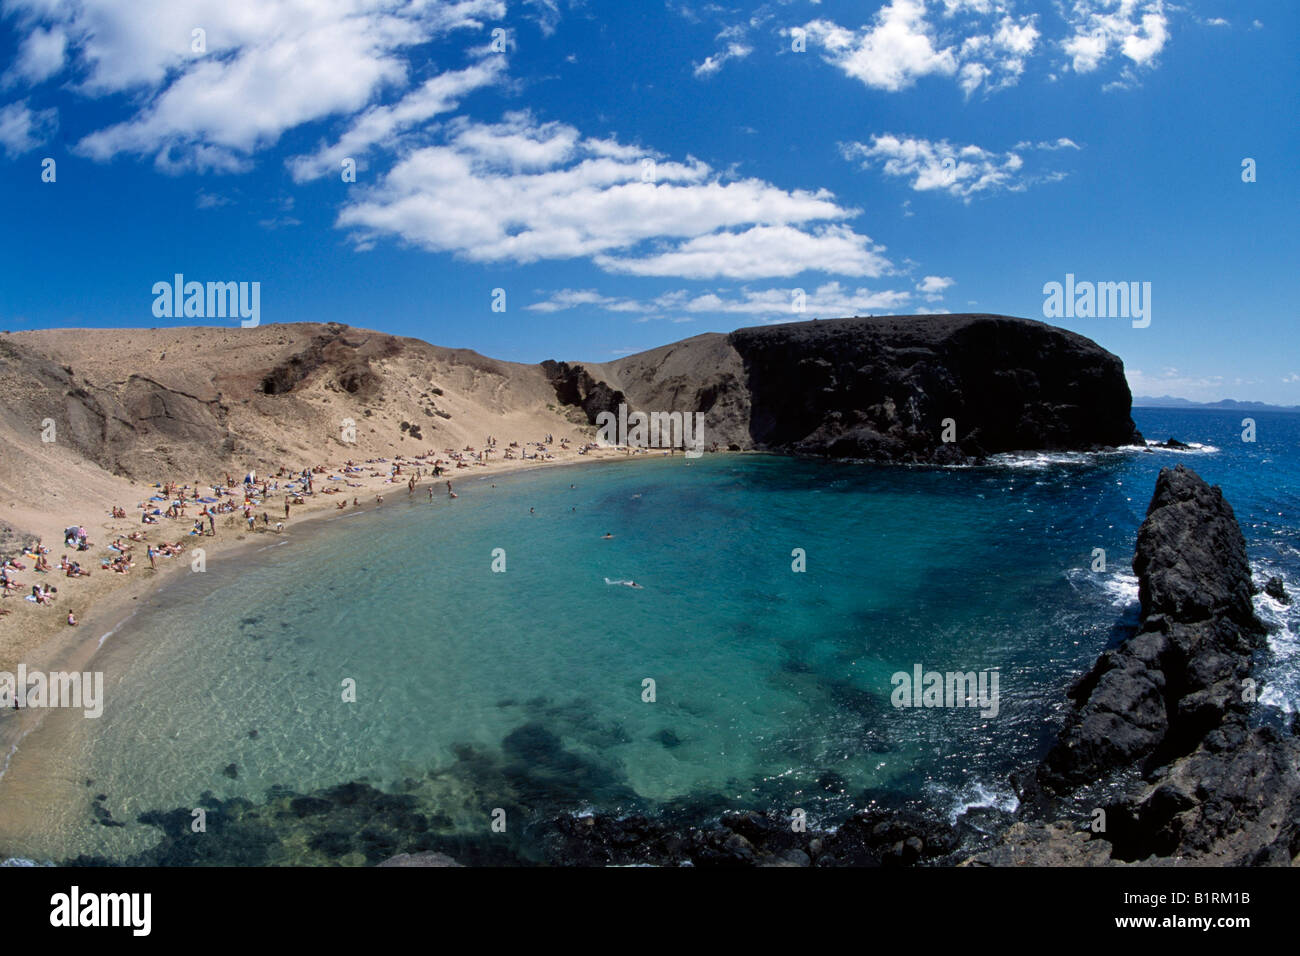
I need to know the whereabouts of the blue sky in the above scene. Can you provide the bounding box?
[0,0,1295,401]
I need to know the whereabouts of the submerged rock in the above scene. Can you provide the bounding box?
[1264,576,1291,605]
[655,729,681,749]
[547,806,956,868]
[377,852,462,867]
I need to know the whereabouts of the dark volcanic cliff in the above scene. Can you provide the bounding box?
[572,314,1142,462]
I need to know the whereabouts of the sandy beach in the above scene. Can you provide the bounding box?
[0,441,665,679]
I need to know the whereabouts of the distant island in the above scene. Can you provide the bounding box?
[1133,395,1300,413]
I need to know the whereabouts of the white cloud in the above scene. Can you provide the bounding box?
[790,0,1180,94]
[5,0,506,173]
[694,42,754,78]
[597,224,891,280]
[195,189,233,209]
[796,2,958,92]
[526,289,654,313]
[1062,0,1169,75]
[842,133,1074,200]
[338,112,893,280]
[917,275,955,300]
[1013,137,1080,151]
[522,0,563,36]
[0,100,58,157]
[287,59,505,182]
[528,281,914,318]
[789,0,1039,96]
[6,26,68,86]
[692,18,762,79]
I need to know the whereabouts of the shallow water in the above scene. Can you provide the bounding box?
[0,408,1295,865]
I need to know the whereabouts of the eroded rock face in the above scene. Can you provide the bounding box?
[260,323,392,399]
[978,465,1300,866]
[540,360,627,425]
[0,336,230,479]
[579,314,1143,462]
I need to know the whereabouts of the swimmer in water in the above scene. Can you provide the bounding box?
[601,533,613,539]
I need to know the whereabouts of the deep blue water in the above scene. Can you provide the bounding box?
[1,407,1295,864]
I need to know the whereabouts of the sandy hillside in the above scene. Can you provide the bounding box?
[0,322,599,547]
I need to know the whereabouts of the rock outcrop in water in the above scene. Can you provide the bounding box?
[975,465,1300,866]
[580,313,1142,462]
[1042,464,1265,786]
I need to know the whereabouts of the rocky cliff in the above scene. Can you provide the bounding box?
[578,313,1142,461]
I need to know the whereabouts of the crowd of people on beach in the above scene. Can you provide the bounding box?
[1,433,597,629]
[2,545,78,625]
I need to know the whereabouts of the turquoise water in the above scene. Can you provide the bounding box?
[2,408,1296,864]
